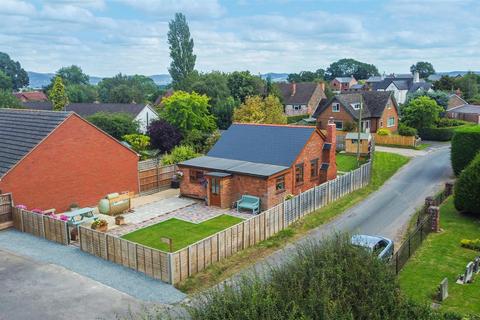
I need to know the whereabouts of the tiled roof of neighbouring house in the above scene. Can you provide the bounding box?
[334,77,354,83]
[207,123,317,167]
[448,104,480,114]
[22,102,148,118]
[14,91,48,102]
[313,91,395,120]
[408,82,432,93]
[276,82,322,105]
[0,109,71,177]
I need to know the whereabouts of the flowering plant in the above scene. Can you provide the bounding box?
[32,208,44,214]
[91,219,108,230]
[16,204,27,210]
[59,215,68,221]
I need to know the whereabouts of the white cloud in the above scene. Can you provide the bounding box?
[118,0,225,18]
[0,0,36,15]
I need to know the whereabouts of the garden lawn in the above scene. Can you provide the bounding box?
[178,152,410,293]
[399,197,480,315]
[336,154,366,172]
[122,215,243,252]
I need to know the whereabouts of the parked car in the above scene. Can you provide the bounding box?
[351,235,394,261]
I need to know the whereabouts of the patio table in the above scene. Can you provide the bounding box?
[63,207,96,226]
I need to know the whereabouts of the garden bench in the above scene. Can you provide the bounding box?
[236,195,260,215]
[64,207,96,226]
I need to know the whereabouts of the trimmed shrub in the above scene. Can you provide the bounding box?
[460,239,480,251]
[286,114,306,124]
[451,125,480,175]
[377,128,390,136]
[161,145,199,165]
[87,112,139,140]
[398,123,417,136]
[147,119,182,154]
[418,127,455,141]
[454,152,480,214]
[435,118,468,128]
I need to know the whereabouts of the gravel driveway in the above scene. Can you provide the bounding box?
[0,229,186,304]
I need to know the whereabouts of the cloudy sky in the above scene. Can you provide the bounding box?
[1,0,479,77]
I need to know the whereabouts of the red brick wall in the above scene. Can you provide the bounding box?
[316,102,355,130]
[179,167,207,200]
[378,97,399,132]
[0,115,139,212]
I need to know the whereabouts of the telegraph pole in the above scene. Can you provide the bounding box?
[357,95,363,166]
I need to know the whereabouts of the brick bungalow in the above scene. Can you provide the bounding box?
[178,122,337,211]
[14,91,48,102]
[330,76,357,92]
[446,104,480,124]
[313,91,399,133]
[0,109,139,212]
[276,82,327,116]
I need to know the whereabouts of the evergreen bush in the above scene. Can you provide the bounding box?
[454,152,480,214]
[398,123,417,136]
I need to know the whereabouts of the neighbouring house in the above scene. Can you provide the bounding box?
[313,91,399,133]
[177,122,337,211]
[22,102,158,133]
[330,76,358,92]
[348,83,367,92]
[447,93,467,110]
[14,91,48,102]
[371,72,432,104]
[154,88,174,106]
[276,82,327,116]
[0,109,139,212]
[446,104,480,124]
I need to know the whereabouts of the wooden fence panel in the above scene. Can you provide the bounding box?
[0,193,13,225]
[373,133,416,147]
[138,162,176,194]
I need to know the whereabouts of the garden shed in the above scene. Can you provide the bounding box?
[345,132,372,155]
[0,109,139,212]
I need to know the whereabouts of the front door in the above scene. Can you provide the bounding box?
[210,177,221,206]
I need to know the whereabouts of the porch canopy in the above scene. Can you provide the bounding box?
[180,156,288,178]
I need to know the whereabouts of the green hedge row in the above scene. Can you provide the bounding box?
[454,152,480,214]
[418,124,474,141]
[286,114,308,124]
[451,125,480,175]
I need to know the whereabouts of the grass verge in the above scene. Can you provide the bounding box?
[121,215,243,252]
[398,197,480,315]
[177,151,410,293]
[336,153,366,171]
[377,143,430,150]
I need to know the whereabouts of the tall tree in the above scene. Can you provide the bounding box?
[455,72,479,101]
[227,71,264,103]
[233,95,286,124]
[410,61,435,79]
[287,69,325,83]
[401,96,443,129]
[0,70,13,90]
[56,65,89,85]
[433,75,456,91]
[325,58,379,80]
[97,73,159,103]
[49,76,69,111]
[168,13,196,89]
[0,52,29,90]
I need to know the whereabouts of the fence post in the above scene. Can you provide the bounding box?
[444,181,454,197]
[168,253,174,284]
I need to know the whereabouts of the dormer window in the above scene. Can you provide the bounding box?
[351,103,361,110]
[332,103,340,112]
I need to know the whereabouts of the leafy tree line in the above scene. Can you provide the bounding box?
[433,72,480,104]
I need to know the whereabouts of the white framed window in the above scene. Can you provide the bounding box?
[293,105,302,111]
[332,103,340,112]
[387,117,395,127]
[334,120,343,130]
[351,103,361,110]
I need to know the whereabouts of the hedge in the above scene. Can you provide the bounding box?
[454,152,480,214]
[418,124,474,141]
[398,123,417,136]
[286,114,308,124]
[451,125,480,175]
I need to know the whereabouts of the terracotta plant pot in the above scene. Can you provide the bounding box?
[97,224,108,232]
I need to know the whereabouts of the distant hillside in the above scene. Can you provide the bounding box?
[27,71,172,89]
[428,71,480,81]
[261,73,289,82]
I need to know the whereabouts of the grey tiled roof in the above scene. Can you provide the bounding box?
[276,82,324,105]
[23,102,148,118]
[408,82,432,93]
[0,109,71,177]
[448,104,480,114]
[179,156,289,177]
[313,91,395,120]
[334,77,353,83]
[207,123,316,167]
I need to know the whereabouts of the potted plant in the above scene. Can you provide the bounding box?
[91,219,108,232]
[115,215,125,225]
[171,171,183,188]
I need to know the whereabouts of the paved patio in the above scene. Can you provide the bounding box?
[109,199,253,237]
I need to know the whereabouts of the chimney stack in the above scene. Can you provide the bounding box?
[413,71,420,83]
[319,81,325,92]
[321,116,337,182]
[291,82,296,96]
[327,117,336,144]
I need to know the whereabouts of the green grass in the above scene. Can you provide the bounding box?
[336,153,366,171]
[376,143,430,150]
[399,197,480,315]
[122,215,243,252]
[177,151,410,293]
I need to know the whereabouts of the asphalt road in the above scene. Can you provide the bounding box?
[247,144,453,272]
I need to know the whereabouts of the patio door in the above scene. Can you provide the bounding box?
[210,177,221,207]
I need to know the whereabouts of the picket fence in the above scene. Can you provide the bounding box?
[11,207,70,245]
